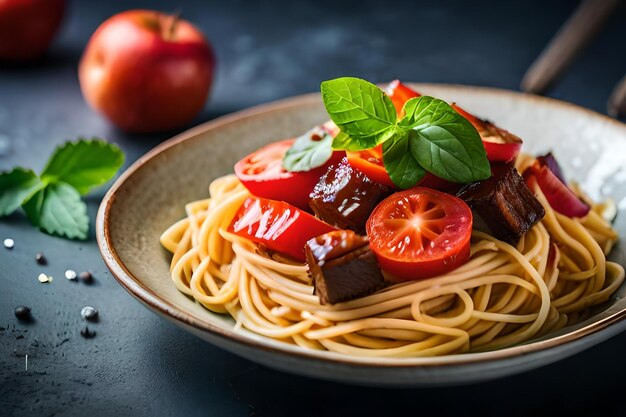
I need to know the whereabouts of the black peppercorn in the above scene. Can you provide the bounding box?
[81,306,99,322]
[35,252,47,265]
[14,306,31,321]
[79,271,93,283]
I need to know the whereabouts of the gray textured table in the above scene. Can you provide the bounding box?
[2,1,626,416]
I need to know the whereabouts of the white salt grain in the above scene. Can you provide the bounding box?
[37,273,52,283]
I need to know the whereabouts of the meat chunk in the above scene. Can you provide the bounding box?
[457,163,545,244]
[309,157,391,234]
[305,230,387,305]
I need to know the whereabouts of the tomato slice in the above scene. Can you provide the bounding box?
[451,103,522,163]
[234,139,343,210]
[346,144,458,191]
[387,82,522,163]
[481,126,522,163]
[386,80,421,115]
[450,103,486,131]
[346,144,396,188]
[523,160,590,218]
[366,188,472,281]
[229,197,337,261]
[481,140,522,163]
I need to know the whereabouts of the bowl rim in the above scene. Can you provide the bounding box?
[96,83,626,368]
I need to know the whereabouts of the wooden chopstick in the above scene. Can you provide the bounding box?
[608,74,626,118]
[521,0,623,95]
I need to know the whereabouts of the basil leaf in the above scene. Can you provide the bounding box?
[331,131,352,150]
[399,96,439,127]
[0,168,44,216]
[382,131,426,189]
[401,97,490,183]
[321,77,397,151]
[22,182,89,240]
[283,127,333,172]
[41,138,124,195]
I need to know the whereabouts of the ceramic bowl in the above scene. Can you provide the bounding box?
[97,84,626,387]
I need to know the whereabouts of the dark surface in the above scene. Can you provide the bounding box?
[1,1,626,416]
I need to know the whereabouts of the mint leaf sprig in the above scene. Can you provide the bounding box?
[0,138,124,240]
[321,77,491,189]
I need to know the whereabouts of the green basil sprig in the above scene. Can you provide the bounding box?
[321,77,491,188]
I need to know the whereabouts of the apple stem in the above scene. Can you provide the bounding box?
[166,10,181,41]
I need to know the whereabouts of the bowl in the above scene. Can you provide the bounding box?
[97,84,626,386]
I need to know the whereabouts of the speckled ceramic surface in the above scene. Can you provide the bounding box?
[97,84,626,387]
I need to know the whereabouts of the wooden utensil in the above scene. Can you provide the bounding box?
[521,0,622,95]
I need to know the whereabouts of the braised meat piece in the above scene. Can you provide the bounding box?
[309,157,391,234]
[305,230,387,305]
[457,163,545,244]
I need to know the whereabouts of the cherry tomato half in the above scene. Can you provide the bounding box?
[366,188,472,281]
[234,139,343,210]
[229,197,337,261]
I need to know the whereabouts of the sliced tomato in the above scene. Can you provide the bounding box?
[451,103,522,163]
[387,82,521,163]
[451,103,486,131]
[234,139,343,210]
[346,144,396,188]
[523,160,590,218]
[346,144,458,191]
[229,197,337,261]
[346,146,457,191]
[481,125,522,163]
[366,188,472,281]
[482,139,522,163]
[386,80,421,115]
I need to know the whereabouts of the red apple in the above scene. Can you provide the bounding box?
[79,10,215,133]
[0,0,65,61]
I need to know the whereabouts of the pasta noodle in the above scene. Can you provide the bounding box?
[160,163,624,357]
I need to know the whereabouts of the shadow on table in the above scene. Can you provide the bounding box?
[0,46,81,73]
[138,320,626,417]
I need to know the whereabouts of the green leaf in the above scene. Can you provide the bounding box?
[41,138,124,195]
[382,131,426,189]
[401,96,490,183]
[22,182,89,240]
[331,132,351,150]
[321,77,397,151]
[0,168,44,216]
[282,127,334,172]
[399,96,440,127]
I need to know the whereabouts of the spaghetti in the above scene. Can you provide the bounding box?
[160,165,624,357]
